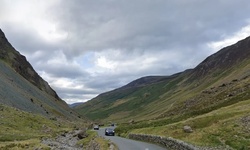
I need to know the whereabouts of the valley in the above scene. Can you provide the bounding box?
[1,27,250,149]
[75,36,250,149]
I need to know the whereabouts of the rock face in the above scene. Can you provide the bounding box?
[0,29,60,100]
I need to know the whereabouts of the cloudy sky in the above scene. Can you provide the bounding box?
[1,0,250,104]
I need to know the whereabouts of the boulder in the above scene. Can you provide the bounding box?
[76,130,88,139]
[129,119,135,124]
[183,125,193,133]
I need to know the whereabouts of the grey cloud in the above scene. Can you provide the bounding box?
[2,0,250,104]
[55,86,98,96]
[37,62,87,78]
[1,24,61,55]
[52,0,250,55]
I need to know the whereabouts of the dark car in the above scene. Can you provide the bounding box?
[105,128,115,136]
[93,125,99,130]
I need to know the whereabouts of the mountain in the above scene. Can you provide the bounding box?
[75,36,250,122]
[0,29,59,99]
[76,37,250,121]
[74,36,250,148]
[0,29,79,120]
[69,102,84,108]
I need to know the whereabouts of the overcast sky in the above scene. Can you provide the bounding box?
[1,0,250,104]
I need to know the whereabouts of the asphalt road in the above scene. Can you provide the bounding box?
[96,127,167,150]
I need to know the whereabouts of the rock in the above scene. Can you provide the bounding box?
[129,119,135,124]
[41,130,83,150]
[183,125,193,133]
[76,130,88,139]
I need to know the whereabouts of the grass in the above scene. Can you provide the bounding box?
[0,139,50,150]
[0,103,84,149]
[78,130,97,146]
[127,99,250,149]
[75,54,250,149]
[76,77,185,122]
[78,130,117,150]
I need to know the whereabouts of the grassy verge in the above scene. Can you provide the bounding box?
[78,130,118,150]
[0,139,50,150]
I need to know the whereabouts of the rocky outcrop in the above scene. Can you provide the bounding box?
[75,129,88,139]
[42,130,85,150]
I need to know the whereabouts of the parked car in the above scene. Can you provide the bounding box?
[93,125,99,130]
[105,128,115,136]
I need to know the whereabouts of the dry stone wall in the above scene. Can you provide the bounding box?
[128,133,198,150]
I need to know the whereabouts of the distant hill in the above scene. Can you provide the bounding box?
[69,102,84,108]
[74,36,250,123]
[0,29,80,120]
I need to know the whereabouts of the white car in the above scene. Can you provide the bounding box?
[93,125,99,130]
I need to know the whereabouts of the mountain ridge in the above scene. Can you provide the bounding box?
[0,29,61,100]
[188,36,250,80]
[0,28,79,120]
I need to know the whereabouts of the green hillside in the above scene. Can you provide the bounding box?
[75,36,250,149]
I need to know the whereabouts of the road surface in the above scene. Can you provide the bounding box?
[97,127,167,150]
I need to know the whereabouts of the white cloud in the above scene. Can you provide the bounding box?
[208,24,250,52]
[96,56,117,70]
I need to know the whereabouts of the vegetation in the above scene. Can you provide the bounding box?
[78,130,117,150]
[1,28,250,149]
[75,36,250,149]
[0,104,83,149]
[126,99,250,149]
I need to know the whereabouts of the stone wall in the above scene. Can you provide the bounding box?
[128,133,198,150]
